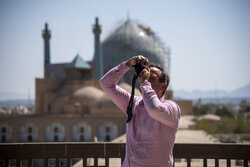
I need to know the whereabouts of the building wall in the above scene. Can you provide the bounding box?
[35,78,62,114]
[175,100,193,115]
[35,78,102,115]
[0,113,126,143]
[164,90,193,115]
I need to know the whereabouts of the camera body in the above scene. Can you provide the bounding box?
[134,63,145,76]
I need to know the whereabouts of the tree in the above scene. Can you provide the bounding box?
[234,114,247,133]
[215,106,233,118]
[193,105,208,115]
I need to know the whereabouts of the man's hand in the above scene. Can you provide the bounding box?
[138,66,150,84]
[125,55,149,68]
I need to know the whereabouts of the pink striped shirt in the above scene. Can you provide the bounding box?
[100,62,181,167]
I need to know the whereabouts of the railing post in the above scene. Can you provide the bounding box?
[244,159,248,167]
[28,159,32,167]
[215,158,219,167]
[44,158,48,167]
[203,158,207,167]
[121,157,124,165]
[6,159,9,167]
[187,158,191,167]
[82,158,87,167]
[227,159,231,167]
[56,158,59,167]
[67,158,71,167]
[16,159,21,167]
[94,158,98,166]
[105,158,109,167]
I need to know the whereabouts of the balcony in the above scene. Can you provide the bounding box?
[0,143,249,167]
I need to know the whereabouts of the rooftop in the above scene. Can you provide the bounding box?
[66,55,91,69]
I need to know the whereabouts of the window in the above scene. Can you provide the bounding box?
[105,135,110,142]
[80,135,84,141]
[1,135,6,142]
[105,126,111,141]
[28,135,33,142]
[54,135,58,142]
[54,127,58,133]
[80,127,84,133]
[106,127,110,133]
[28,127,32,133]
[1,127,6,133]
[54,126,59,142]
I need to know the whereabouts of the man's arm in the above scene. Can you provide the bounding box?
[99,56,149,114]
[141,81,181,129]
[99,62,131,113]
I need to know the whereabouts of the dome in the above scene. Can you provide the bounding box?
[92,82,142,113]
[91,93,121,114]
[62,86,104,114]
[72,86,104,101]
[95,94,116,108]
[102,20,170,85]
[118,82,141,96]
[198,114,221,121]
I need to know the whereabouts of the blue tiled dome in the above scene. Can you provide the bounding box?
[102,20,170,85]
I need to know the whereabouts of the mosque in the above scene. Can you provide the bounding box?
[0,17,192,143]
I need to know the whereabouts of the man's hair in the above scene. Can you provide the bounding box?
[148,63,170,96]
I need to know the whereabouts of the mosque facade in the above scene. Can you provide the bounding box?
[0,17,192,143]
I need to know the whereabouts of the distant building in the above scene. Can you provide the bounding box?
[0,17,192,143]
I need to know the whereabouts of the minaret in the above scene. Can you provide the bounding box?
[42,23,51,78]
[92,17,103,79]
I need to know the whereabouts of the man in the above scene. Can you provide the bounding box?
[100,55,181,167]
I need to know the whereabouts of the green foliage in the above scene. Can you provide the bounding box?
[193,104,250,134]
[193,105,209,115]
[215,106,233,118]
[234,114,248,133]
[196,114,250,134]
[193,104,234,118]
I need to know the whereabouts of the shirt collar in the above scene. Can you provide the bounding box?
[159,95,165,101]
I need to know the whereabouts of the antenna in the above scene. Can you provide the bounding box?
[126,8,130,21]
[28,86,31,107]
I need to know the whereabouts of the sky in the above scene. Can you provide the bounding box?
[0,0,250,99]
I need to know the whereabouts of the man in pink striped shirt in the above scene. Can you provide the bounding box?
[100,55,181,167]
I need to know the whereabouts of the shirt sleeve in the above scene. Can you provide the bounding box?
[140,81,181,129]
[99,62,131,114]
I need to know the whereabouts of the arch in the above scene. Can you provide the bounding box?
[72,121,92,142]
[0,122,12,142]
[98,121,118,142]
[19,122,38,142]
[45,121,65,142]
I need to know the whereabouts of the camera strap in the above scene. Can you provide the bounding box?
[126,74,138,123]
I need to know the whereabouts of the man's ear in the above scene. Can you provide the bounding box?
[160,83,167,91]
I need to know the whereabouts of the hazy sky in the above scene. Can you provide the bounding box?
[0,0,250,98]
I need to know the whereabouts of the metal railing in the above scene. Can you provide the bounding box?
[0,143,249,167]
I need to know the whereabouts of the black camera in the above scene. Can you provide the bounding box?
[134,63,145,76]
